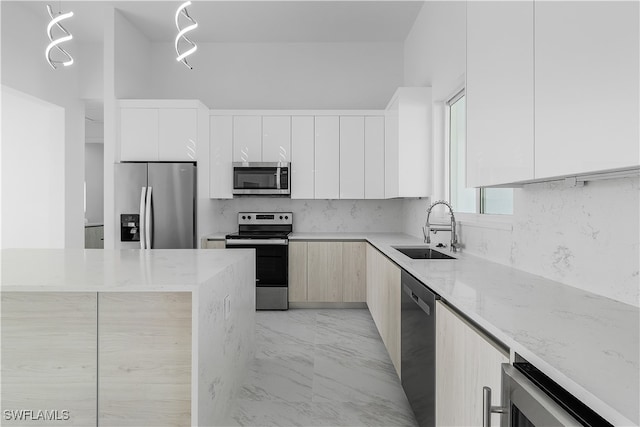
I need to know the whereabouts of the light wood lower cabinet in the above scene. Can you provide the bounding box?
[202,239,225,249]
[98,292,192,426]
[288,241,308,301]
[289,241,366,303]
[1,292,97,426]
[436,300,508,427]
[366,243,401,377]
[308,242,343,302]
[342,242,367,302]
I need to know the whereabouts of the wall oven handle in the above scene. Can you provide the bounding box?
[483,386,507,427]
[225,239,288,246]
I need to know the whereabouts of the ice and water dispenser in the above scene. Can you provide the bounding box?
[120,214,140,242]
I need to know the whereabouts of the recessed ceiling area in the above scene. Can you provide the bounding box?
[22,1,425,44]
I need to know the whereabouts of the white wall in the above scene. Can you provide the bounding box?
[1,1,85,248]
[85,143,104,225]
[1,87,65,248]
[79,42,104,100]
[114,10,152,98]
[148,42,404,109]
[402,1,639,307]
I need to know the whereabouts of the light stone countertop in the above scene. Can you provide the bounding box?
[0,248,254,292]
[290,232,639,426]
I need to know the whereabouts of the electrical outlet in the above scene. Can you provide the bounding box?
[224,295,231,320]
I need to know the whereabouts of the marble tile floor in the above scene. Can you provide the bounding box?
[224,309,418,427]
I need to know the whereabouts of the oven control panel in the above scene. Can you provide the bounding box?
[238,212,293,225]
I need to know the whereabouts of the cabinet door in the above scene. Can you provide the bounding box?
[2,292,97,426]
[342,241,366,302]
[158,109,197,161]
[99,292,191,426]
[466,1,534,187]
[314,116,340,199]
[339,116,365,199]
[307,242,343,302]
[291,116,315,199]
[384,99,400,198]
[203,240,225,249]
[210,116,233,199]
[436,301,508,427]
[120,108,158,161]
[262,116,291,162]
[233,116,262,162]
[288,241,308,302]
[364,116,385,199]
[384,258,401,378]
[365,243,401,377]
[535,1,639,179]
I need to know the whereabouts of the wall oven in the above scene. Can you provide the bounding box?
[233,162,290,196]
[484,358,613,427]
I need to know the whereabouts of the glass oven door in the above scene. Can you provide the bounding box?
[225,240,288,287]
[501,363,612,427]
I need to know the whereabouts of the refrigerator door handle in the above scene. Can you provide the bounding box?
[145,186,153,249]
[139,187,147,249]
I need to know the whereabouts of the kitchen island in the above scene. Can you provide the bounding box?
[0,249,255,426]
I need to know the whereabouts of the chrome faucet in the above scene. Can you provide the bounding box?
[424,200,459,252]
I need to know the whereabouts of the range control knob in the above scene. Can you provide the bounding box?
[247,215,252,220]
[285,215,289,220]
[279,215,283,220]
[241,215,246,220]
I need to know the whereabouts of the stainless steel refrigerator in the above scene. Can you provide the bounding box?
[115,162,196,249]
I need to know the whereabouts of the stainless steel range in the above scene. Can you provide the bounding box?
[225,212,292,310]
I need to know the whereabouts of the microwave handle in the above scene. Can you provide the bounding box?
[483,386,507,427]
[276,167,281,189]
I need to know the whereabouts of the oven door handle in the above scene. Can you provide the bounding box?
[483,386,507,427]
[225,239,288,246]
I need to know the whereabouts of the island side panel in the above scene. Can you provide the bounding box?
[98,292,191,426]
[197,253,256,426]
[1,292,97,426]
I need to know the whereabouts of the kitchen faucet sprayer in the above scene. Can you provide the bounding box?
[424,200,459,252]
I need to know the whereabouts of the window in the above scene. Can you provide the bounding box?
[448,90,513,215]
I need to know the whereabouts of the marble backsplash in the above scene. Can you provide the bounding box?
[204,199,404,234]
[403,177,640,307]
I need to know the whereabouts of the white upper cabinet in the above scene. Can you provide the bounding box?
[365,116,385,199]
[385,88,432,198]
[209,115,233,199]
[466,1,639,186]
[119,100,204,162]
[534,1,639,179]
[233,116,262,162]
[314,116,340,199]
[120,108,158,161]
[466,1,534,187]
[339,116,365,199]
[291,116,315,199]
[262,116,291,163]
[158,109,197,161]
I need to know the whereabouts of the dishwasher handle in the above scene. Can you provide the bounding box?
[403,283,431,316]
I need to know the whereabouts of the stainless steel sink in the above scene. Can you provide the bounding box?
[393,246,456,260]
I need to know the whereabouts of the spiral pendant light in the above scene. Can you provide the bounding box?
[45,4,74,69]
[175,1,198,69]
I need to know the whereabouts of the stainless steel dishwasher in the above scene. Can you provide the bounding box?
[401,270,438,427]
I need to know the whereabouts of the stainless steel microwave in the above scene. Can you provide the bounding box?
[233,162,290,196]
